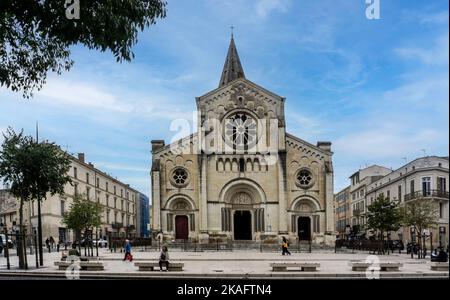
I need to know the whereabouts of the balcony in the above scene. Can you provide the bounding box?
[353,209,361,216]
[111,222,123,229]
[404,190,449,202]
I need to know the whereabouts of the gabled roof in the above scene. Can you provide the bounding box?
[152,133,198,156]
[197,77,285,103]
[285,132,332,156]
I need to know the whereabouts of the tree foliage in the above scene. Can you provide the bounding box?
[0,126,72,268]
[401,198,438,252]
[0,127,73,202]
[401,198,439,232]
[366,194,402,238]
[0,0,167,97]
[62,193,103,234]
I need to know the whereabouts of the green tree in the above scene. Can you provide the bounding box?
[62,193,103,246]
[401,198,439,258]
[0,0,167,97]
[366,194,402,253]
[0,127,72,268]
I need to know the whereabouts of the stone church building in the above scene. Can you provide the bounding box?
[151,36,335,246]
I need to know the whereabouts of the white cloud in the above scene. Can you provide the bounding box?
[285,111,326,141]
[255,0,290,18]
[382,75,449,106]
[419,11,449,24]
[334,126,441,159]
[395,33,449,66]
[37,78,131,112]
[402,10,450,25]
[31,75,197,128]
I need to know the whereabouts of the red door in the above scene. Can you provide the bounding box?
[175,216,189,240]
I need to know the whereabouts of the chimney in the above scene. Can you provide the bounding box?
[78,153,85,163]
[317,141,332,152]
[151,140,165,152]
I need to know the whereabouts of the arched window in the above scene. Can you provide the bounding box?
[239,158,245,172]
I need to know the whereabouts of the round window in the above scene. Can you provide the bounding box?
[295,169,314,189]
[170,167,189,187]
[223,112,258,149]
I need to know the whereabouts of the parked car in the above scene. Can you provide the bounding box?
[72,239,91,247]
[0,234,14,249]
[385,240,404,251]
[92,239,108,248]
[431,248,448,262]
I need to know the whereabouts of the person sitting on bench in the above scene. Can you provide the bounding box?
[159,245,169,271]
[68,244,88,261]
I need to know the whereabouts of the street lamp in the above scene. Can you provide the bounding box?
[37,196,43,266]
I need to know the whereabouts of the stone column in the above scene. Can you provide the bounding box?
[324,160,335,246]
[278,152,288,234]
[151,140,165,232]
[199,155,209,243]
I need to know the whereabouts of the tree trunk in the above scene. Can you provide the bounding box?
[417,226,422,259]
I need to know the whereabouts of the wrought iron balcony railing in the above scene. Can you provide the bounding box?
[404,190,449,201]
[111,222,123,229]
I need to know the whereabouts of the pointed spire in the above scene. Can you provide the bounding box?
[219,32,245,87]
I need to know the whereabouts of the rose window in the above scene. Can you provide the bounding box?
[171,168,189,187]
[296,169,314,189]
[224,112,257,149]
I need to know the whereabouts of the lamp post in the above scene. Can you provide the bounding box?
[34,229,38,268]
[37,197,43,266]
[430,231,433,253]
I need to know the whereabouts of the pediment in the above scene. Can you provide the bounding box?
[196,78,285,123]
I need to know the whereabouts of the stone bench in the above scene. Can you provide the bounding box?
[54,261,104,271]
[134,262,184,271]
[270,262,320,272]
[350,262,402,271]
[430,262,449,271]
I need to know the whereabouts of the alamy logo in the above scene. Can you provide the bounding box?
[365,255,380,279]
[65,0,80,20]
[365,0,380,20]
[65,255,81,280]
[168,113,280,165]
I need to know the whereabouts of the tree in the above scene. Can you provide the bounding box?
[62,193,103,249]
[0,0,167,97]
[0,127,72,268]
[366,194,402,254]
[401,198,439,258]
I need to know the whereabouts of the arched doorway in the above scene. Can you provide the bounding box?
[175,215,188,240]
[298,217,311,241]
[233,210,252,240]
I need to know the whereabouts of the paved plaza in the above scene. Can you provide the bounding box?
[0,248,448,279]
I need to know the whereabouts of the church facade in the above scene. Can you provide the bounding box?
[151,36,335,246]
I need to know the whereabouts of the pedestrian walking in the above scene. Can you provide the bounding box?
[45,238,51,253]
[281,237,291,255]
[159,245,169,271]
[49,236,55,250]
[123,239,133,262]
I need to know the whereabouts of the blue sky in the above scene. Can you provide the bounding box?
[0,0,448,200]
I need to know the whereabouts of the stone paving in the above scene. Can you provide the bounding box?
[0,248,448,279]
